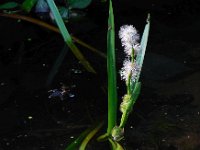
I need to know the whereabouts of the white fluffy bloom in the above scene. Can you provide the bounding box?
[131,63,141,82]
[120,59,141,82]
[120,59,133,81]
[119,25,140,56]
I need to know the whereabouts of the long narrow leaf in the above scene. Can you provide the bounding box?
[107,0,117,134]
[65,128,91,150]
[79,122,103,150]
[46,0,96,73]
[136,14,150,82]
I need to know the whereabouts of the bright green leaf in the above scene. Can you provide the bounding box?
[107,0,117,134]
[21,0,37,12]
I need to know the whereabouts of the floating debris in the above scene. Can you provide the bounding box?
[71,69,82,74]
[69,93,75,98]
[48,84,75,100]
[48,89,67,101]
[28,116,33,120]
[70,136,74,139]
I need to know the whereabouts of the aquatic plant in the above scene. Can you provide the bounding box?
[66,0,150,149]
[0,0,106,77]
[0,0,150,149]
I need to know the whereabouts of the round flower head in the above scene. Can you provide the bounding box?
[119,25,140,56]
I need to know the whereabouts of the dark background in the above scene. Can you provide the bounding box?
[0,0,200,149]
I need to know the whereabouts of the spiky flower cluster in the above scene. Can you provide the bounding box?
[119,25,141,82]
[119,25,141,56]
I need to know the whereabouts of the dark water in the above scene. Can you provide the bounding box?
[0,0,200,149]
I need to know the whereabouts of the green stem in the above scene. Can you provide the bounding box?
[119,82,141,129]
[126,48,134,95]
[126,75,131,95]
[119,112,129,128]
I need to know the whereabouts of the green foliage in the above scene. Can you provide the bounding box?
[65,122,103,150]
[108,138,124,150]
[68,0,92,9]
[65,128,91,150]
[115,14,150,142]
[135,14,150,84]
[107,0,117,134]
[46,0,96,73]
[0,2,19,9]
[46,45,69,86]
[21,0,37,12]
[79,122,103,150]
[119,82,141,129]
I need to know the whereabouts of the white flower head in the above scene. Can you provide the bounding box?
[120,59,141,82]
[119,25,141,56]
[120,59,133,81]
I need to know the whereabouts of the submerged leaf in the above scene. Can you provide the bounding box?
[35,0,49,13]
[0,2,20,10]
[68,0,92,9]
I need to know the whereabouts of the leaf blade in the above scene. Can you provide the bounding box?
[46,0,96,73]
[0,2,19,10]
[107,0,117,134]
[21,0,37,12]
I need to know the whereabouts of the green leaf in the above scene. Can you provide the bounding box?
[46,0,96,73]
[65,128,91,150]
[0,2,20,10]
[131,14,150,91]
[79,122,103,150]
[136,14,150,82]
[22,0,37,12]
[46,45,69,86]
[107,0,117,134]
[119,82,141,129]
[108,138,124,150]
[68,0,92,9]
